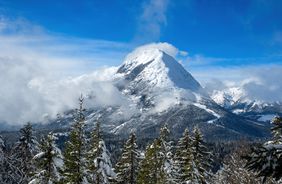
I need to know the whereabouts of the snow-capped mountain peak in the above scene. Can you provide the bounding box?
[210,87,246,107]
[117,47,202,93]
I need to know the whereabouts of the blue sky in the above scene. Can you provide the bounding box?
[0,0,282,78]
[2,0,282,55]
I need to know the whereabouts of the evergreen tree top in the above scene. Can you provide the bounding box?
[74,95,86,123]
[19,122,35,142]
[91,121,102,142]
[271,116,282,144]
[178,128,192,144]
[160,124,170,141]
[16,122,38,153]
[192,126,205,148]
[0,135,4,151]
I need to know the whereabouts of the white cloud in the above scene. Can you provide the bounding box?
[0,17,135,125]
[0,56,135,125]
[127,42,187,59]
[135,0,170,42]
[200,65,282,102]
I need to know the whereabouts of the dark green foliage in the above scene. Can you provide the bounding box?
[115,133,141,184]
[137,138,166,184]
[191,127,212,182]
[62,96,87,184]
[174,128,193,183]
[174,127,212,184]
[30,132,63,184]
[137,124,177,184]
[86,122,103,183]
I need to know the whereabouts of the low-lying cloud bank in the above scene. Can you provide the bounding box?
[0,58,133,124]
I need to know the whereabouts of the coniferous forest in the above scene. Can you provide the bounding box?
[0,97,282,184]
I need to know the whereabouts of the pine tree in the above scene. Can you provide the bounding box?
[29,132,63,184]
[271,116,282,144]
[137,138,165,184]
[0,135,5,162]
[61,95,87,184]
[174,127,212,184]
[137,124,177,184]
[190,126,212,183]
[86,121,115,184]
[115,132,141,184]
[174,128,193,183]
[158,124,177,184]
[12,122,39,183]
[245,116,282,182]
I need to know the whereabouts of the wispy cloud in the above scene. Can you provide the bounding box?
[135,0,170,43]
[0,17,133,75]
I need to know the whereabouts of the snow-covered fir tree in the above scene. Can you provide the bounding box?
[11,122,39,183]
[190,126,212,183]
[0,135,5,162]
[61,95,88,184]
[115,132,141,184]
[137,138,166,184]
[29,132,63,184]
[174,127,212,184]
[174,128,194,183]
[86,121,115,184]
[158,124,177,184]
[137,124,178,184]
[245,116,282,182]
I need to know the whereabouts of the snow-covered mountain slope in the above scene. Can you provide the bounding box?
[210,87,245,108]
[35,44,269,140]
[114,47,211,113]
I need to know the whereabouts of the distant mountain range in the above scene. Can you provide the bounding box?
[2,46,282,141]
[209,86,282,123]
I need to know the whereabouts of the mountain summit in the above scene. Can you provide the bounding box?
[117,48,202,92]
[114,46,210,115]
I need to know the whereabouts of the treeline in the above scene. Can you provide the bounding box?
[0,97,282,184]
